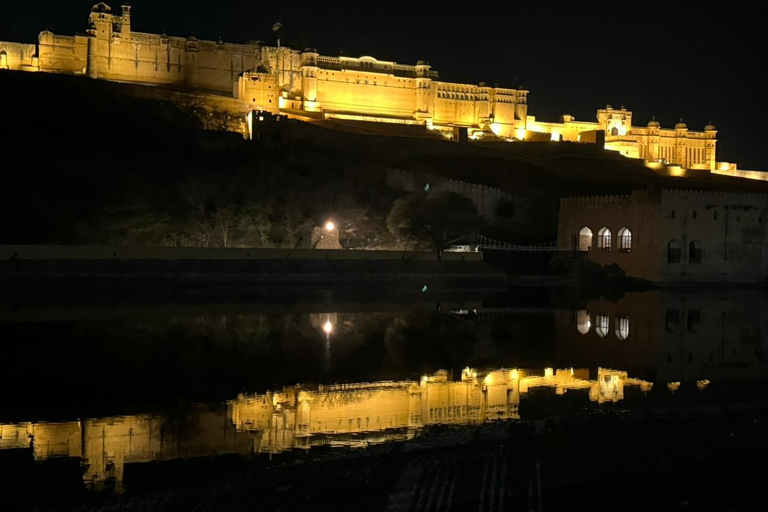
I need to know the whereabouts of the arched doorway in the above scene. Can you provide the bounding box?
[667,240,682,263]
[597,227,612,251]
[689,240,702,263]
[578,227,593,251]
[617,227,632,252]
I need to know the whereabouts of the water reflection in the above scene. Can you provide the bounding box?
[2,288,768,499]
[0,366,649,491]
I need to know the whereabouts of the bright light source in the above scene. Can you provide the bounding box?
[515,128,526,140]
[323,320,333,334]
[325,221,335,231]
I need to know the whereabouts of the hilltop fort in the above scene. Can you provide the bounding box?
[1,3,764,181]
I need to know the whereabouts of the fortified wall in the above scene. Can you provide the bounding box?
[1,4,764,178]
[386,168,514,219]
[558,188,768,283]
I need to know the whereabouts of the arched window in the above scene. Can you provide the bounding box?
[617,227,632,252]
[611,126,619,136]
[577,310,591,335]
[667,239,682,263]
[595,314,610,338]
[615,315,630,340]
[597,227,612,251]
[578,227,593,251]
[689,240,702,264]
[0,50,8,70]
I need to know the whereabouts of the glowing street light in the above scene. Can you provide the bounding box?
[325,221,335,231]
[323,319,333,334]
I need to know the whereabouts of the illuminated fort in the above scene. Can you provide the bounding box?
[0,367,648,491]
[0,3,762,178]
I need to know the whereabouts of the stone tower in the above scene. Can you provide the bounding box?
[185,35,199,88]
[414,60,432,120]
[301,48,319,112]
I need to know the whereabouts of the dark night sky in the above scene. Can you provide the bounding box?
[2,2,764,169]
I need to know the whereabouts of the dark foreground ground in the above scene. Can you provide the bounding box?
[4,401,767,512]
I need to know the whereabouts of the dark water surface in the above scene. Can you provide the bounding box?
[2,286,768,507]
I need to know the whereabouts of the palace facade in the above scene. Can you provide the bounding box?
[0,3,763,178]
[558,189,768,283]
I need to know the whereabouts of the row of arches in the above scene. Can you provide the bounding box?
[578,227,632,252]
[668,240,702,264]
[577,311,630,340]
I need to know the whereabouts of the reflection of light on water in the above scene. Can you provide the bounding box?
[0,366,656,493]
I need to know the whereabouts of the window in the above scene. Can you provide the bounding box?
[671,210,676,219]
[665,310,680,332]
[617,227,632,252]
[692,210,697,220]
[578,227,593,251]
[595,314,610,338]
[615,316,630,340]
[689,240,702,264]
[597,227,612,251]
[687,309,701,333]
[714,211,718,221]
[0,51,7,70]
[577,310,591,335]
[667,239,682,263]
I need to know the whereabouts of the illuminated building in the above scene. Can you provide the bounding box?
[0,4,763,177]
[558,189,768,283]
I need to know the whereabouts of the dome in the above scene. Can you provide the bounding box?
[647,117,660,128]
[705,122,716,131]
[675,119,687,129]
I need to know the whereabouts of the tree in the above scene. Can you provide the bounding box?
[387,191,482,258]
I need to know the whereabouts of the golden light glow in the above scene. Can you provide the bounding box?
[323,320,333,334]
[1,365,655,490]
[550,131,560,141]
[697,379,710,390]
[325,221,335,231]
[515,128,526,140]
[490,123,501,136]
[544,367,554,377]
[667,382,681,392]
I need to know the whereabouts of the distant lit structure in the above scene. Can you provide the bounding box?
[311,222,342,249]
[0,4,763,178]
[559,189,768,283]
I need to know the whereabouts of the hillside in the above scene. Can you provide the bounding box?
[2,70,767,248]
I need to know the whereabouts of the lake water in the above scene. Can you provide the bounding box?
[1,286,767,504]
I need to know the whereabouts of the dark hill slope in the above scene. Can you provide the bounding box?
[1,70,766,246]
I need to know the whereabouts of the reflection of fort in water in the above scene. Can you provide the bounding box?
[3,290,768,492]
[0,366,647,491]
[556,290,768,385]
